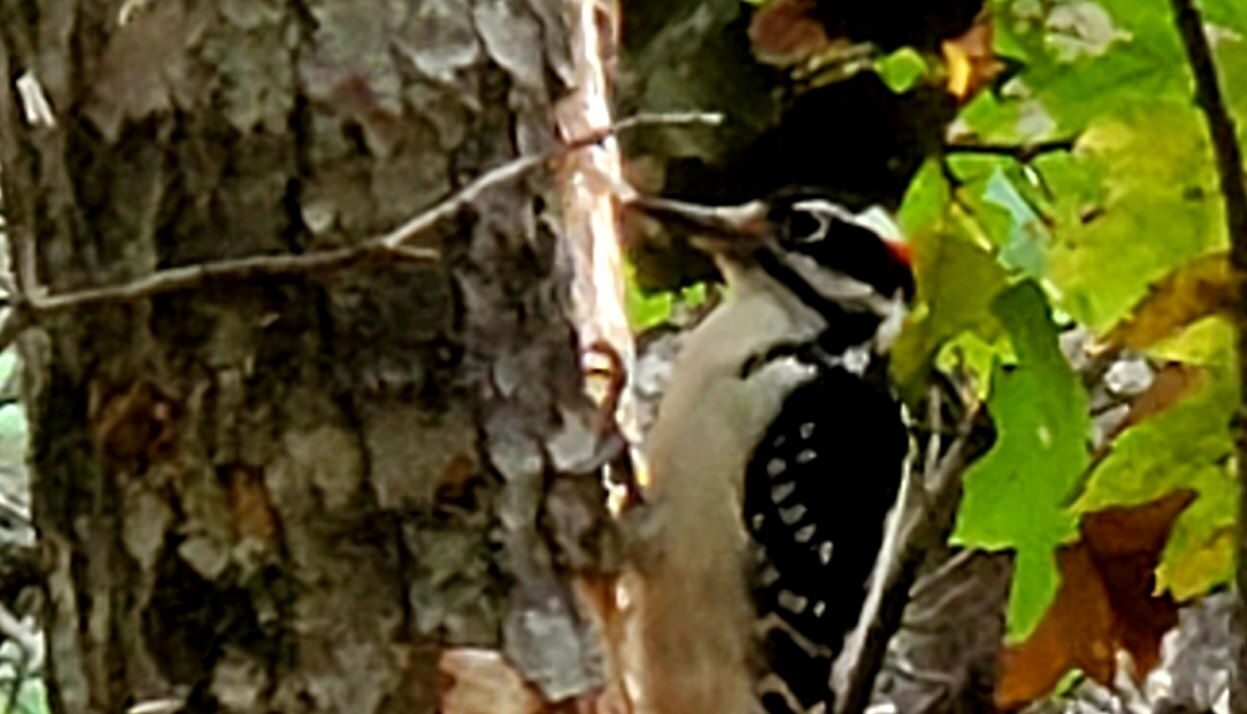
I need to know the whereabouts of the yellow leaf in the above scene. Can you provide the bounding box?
[1098,252,1237,353]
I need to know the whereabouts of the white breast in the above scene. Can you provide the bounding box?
[631,267,826,714]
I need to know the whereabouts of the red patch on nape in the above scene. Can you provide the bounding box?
[883,239,913,268]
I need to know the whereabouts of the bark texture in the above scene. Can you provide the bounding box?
[0,1,609,712]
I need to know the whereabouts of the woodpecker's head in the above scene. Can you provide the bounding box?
[631,191,914,353]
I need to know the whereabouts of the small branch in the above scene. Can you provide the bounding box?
[36,243,440,313]
[943,138,1076,163]
[1168,0,1247,261]
[832,402,980,714]
[0,111,723,351]
[906,548,977,606]
[1165,4,1247,713]
[0,241,438,351]
[609,111,724,134]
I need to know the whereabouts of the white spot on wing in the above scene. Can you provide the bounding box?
[818,540,834,564]
[771,482,796,503]
[778,590,808,613]
[779,504,807,525]
[795,524,817,543]
[800,422,815,439]
[795,449,817,464]
[767,458,786,477]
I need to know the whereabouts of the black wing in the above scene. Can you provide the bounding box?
[744,361,908,714]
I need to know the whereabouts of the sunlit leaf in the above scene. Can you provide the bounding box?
[624,263,708,331]
[952,282,1091,638]
[1076,324,1238,600]
[1097,252,1235,353]
[876,47,929,94]
[1048,105,1226,330]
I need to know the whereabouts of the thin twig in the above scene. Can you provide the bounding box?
[36,243,440,313]
[906,548,978,605]
[832,403,980,714]
[609,111,724,134]
[1168,0,1247,258]
[0,111,722,351]
[923,385,944,486]
[1165,3,1247,713]
[943,138,1076,162]
[372,111,722,252]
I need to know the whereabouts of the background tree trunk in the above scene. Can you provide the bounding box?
[0,2,608,712]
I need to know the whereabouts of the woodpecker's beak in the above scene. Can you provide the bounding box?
[628,196,770,257]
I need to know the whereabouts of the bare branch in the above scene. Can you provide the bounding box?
[832,402,980,714]
[35,244,440,314]
[943,138,1075,162]
[610,111,724,134]
[1168,0,1247,257]
[1164,4,1247,713]
[0,111,723,352]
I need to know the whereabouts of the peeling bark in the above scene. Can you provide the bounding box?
[0,1,611,712]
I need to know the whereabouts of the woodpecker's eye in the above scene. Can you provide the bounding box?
[781,210,829,244]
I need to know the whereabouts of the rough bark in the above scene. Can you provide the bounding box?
[0,1,610,712]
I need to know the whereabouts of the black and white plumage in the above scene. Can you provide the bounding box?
[747,356,907,714]
[629,192,913,714]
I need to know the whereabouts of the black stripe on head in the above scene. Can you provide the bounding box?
[752,247,882,350]
[770,199,915,301]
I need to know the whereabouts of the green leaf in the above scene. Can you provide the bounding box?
[956,2,1231,331]
[891,234,1010,394]
[625,262,709,331]
[1048,104,1225,331]
[897,159,952,235]
[892,161,1011,394]
[876,47,929,93]
[935,330,1015,400]
[1075,319,1238,599]
[923,0,1247,630]
[944,155,1052,280]
[971,0,1190,141]
[952,282,1091,638]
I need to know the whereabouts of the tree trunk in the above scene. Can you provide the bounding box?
[0,2,609,712]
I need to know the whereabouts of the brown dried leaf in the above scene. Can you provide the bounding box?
[747,0,831,68]
[1081,491,1194,674]
[941,13,1002,100]
[1098,252,1236,354]
[996,490,1195,710]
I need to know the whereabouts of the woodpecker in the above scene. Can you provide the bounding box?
[627,192,914,714]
